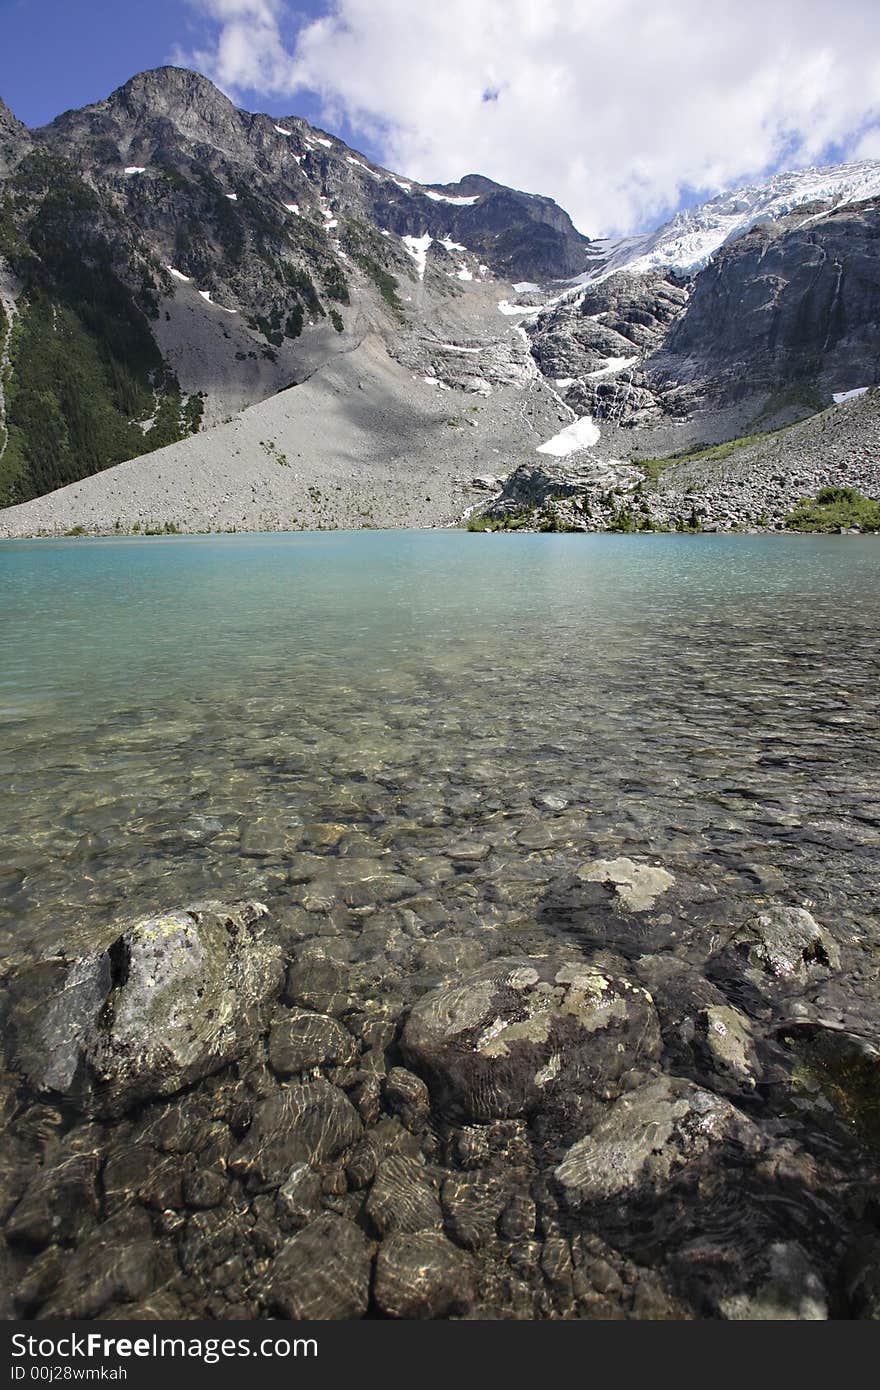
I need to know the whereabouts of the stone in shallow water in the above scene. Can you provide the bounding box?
[275,1162,323,1230]
[6,900,283,1116]
[576,857,675,912]
[230,1079,362,1189]
[401,955,661,1123]
[268,1009,357,1075]
[285,957,354,1016]
[383,1067,430,1130]
[37,1210,165,1319]
[264,1212,372,1319]
[731,904,841,984]
[555,1076,761,1207]
[441,1171,509,1250]
[718,1242,828,1320]
[374,1231,475,1319]
[364,1154,442,1236]
[6,1135,101,1248]
[698,1005,762,1091]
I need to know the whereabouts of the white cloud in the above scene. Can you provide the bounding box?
[854,125,880,160]
[179,0,880,236]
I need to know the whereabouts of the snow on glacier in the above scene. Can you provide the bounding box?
[833,386,870,403]
[575,158,880,285]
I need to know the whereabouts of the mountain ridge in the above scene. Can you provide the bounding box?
[0,65,878,536]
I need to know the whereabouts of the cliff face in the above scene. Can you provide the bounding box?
[522,198,880,439]
[652,199,880,407]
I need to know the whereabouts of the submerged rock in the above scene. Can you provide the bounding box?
[364,1154,442,1236]
[268,1009,357,1075]
[383,1067,431,1130]
[441,1171,509,1250]
[374,1232,475,1318]
[6,900,283,1115]
[555,1076,761,1206]
[230,1079,362,1189]
[698,1005,762,1091]
[718,1242,828,1320]
[264,1213,372,1319]
[576,857,675,912]
[730,904,841,984]
[401,955,661,1123]
[6,1132,101,1249]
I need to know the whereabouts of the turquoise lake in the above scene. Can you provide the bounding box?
[1,530,879,962]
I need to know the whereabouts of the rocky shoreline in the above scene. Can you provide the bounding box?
[475,388,880,535]
[2,855,878,1321]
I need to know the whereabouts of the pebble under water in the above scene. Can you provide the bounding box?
[0,530,879,1319]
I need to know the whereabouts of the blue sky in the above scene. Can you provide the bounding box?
[0,1,330,130]
[1,0,878,237]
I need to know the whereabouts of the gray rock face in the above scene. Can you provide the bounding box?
[6,900,283,1114]
[0,96,30,176]
[528,271,688,424]
[401,956,661,1123]
[374,1232,475,1319]
[264,1213,372,1319]
[655,199,880,406]
[490,458,644,518]
[555,1076,761,1206]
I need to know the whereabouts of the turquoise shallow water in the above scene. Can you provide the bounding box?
[1,530,879,960]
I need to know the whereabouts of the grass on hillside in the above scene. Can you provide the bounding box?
[636,429,782,487]
[785,486,880,532]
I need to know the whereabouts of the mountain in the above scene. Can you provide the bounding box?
[577,159,880,282]
[0,66,878,537]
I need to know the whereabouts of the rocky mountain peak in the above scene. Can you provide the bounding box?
[0,95,31,175]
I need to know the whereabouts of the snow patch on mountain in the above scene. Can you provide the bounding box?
[198,290,237,314]
[575,158,880,284]
[424,189,480,206]
[402,233,433,278]
[586,355,639,378]
[536,415,601,457]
